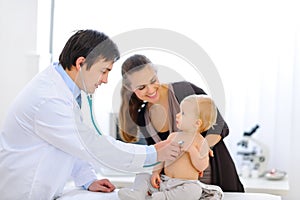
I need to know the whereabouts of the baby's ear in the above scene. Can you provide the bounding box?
[195,119,202,128]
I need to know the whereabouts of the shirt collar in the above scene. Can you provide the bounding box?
[54,62,81,99]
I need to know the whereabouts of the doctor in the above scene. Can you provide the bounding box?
[0,29,181,200]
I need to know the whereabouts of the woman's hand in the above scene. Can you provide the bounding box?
[88,179,116,192]
[209,149,214,157]
[198,171,204,177]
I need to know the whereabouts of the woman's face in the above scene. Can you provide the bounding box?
[127,65,160,103]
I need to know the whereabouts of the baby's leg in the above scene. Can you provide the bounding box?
[150,179,202,200]
[118,173,151,200]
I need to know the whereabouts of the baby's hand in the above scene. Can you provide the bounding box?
[151,173,161,189]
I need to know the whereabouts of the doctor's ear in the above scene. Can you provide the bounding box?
[75,57,86,71]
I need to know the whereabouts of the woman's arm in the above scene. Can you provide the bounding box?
[205,134,221,148]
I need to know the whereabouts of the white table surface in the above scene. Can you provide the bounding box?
[60,189,281,200]
[239,176,289,196]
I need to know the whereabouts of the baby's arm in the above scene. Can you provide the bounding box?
[151,162,164,188]
[151,132,177,188]
[187,138,210,172]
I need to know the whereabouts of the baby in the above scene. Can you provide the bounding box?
[118,95,223,200]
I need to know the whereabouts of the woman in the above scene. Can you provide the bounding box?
[119,54,244,192]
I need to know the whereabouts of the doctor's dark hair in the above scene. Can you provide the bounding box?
[119,54,153,143]
[59,29,120,70]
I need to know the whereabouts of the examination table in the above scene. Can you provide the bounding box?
[58,169,282,200]
[58,188,281,200]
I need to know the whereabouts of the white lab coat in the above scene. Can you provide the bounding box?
[0,65,148,199]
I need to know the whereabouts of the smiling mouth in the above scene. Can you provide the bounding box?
[147,91,157,98]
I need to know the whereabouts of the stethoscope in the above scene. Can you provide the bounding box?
[87,94,102,136]
[79,67,102,136]
[79,67,184,168]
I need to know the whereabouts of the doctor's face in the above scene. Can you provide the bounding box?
[81,58,113,93]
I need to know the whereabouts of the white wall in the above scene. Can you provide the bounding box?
[287,28,300,200]
[0,0,39,125]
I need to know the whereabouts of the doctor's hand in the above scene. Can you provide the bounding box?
[154,140,181,162]
[88,179,116,193]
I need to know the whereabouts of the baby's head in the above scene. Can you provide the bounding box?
[177,95,217,133]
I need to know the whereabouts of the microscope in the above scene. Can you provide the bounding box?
[236,125,269,178]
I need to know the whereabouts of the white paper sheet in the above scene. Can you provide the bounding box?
[58,189,281,200]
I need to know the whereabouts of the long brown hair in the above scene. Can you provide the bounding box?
[119,54,153,142]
